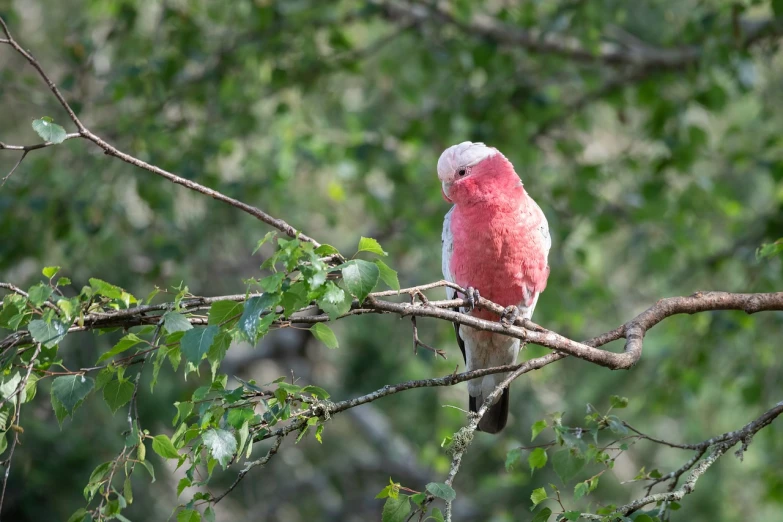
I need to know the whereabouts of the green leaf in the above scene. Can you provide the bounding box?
[50,375,94,414]
[208,300,243,326]
[281,283,310,316]
[374,259,400,291]
[321,281,345,303]
[66,508,89,522]
[357,236,387,256]
[295,424,310,443]
[0,297,23,330]
[227,407,256,430]
[207,331,231,378]
[382,495,411,522]
[317,282,352,320]
[204,507,216,522]
[203,428,237,469]
[375,486,392,499]
[531,507,552,522]
[151,434,179,459]
[410,492,426,506]
[610,395,629,409]
[42,266,61,278]
[32,117,67,144]
[574,481,590,500]
[302,385,330,399]
[177,477,191,496]
[89,461,112,485]
[0,373,21,406]
[376,477,401,499]
[27,284,53,306]
[28,318,67,348]
[505,447,522,471]
[163,311,193,333]
[428,508,445,522]
[173,401,194,425]
[532,419,548,441]
[103,379,134,414]
[258,272,286,293]
[773,0,783,19]
[302,255,328,289]
[138,459,155,482]
[180,325,218,364]
[142,287,160,305]
[97,333,145,362]
[562,512,581,521]
[252,231,277,254]
[177,509,201,522]
[607,415,628,435]
[277,382,302,396]
[89,278,125,299]
[529,447,548,473]
[531,486,548,507]
[552,449,585,484]
[310,323,338,349]
[52,396,68,426]
[21,373,39,403]
[238,294,279,343]
[314,244,340,256]
[342,259,379,303]
[426,482,456,501]
[757,239,783,259]
[56,276,71,287]
[632,515,655,522]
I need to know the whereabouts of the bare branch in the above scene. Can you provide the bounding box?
[0,16,320,246]
[1,150,27,187]
[0,282,61,314]
[581,401,783,519]
[0,134,81,152]
[0,344,41,514]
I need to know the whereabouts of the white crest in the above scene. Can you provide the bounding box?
[437,142,498,179]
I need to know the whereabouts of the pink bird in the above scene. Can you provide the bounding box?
[440,142,551,433]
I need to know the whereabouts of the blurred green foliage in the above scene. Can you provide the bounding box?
[1,0,783,520]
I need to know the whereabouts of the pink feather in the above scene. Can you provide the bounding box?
[447,153,549,320]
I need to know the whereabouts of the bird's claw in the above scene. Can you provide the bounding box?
[501,305,520,327]
[464,287,480,312]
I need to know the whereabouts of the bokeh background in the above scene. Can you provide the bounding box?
[1,0,783,520]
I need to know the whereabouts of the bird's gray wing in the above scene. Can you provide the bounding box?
[441,207,466,363]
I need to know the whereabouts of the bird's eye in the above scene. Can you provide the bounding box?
[458,168,467,176]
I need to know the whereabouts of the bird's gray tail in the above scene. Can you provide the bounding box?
[469,388,510,434]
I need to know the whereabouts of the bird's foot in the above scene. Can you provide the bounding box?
[463,286,480,312]
[501,305,520,327]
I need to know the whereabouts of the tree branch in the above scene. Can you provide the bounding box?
[3,280,782,374]
[581,400,783,519]
[0,16,320,246]
[375,0,782,67]
[212,352,565,499]
[0,133,82,152]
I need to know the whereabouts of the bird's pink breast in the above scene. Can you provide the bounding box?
[450,193,548,320]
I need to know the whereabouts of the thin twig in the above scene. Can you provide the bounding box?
[0,344,41,515]
[0,16,319,246]
[212,436,283,504]
[580,401,783,519]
